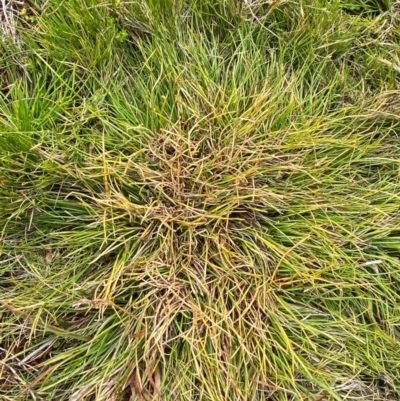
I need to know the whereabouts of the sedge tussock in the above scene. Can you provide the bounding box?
[1,1,400,400]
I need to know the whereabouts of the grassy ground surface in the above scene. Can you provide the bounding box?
[1,0,400,400]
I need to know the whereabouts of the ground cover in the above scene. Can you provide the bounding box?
[1,1,400,400]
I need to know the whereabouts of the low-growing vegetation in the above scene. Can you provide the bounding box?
[1,0,400,400]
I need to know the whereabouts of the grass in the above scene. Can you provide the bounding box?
[1,0,400,400]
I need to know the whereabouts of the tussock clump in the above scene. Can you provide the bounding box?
[1,1,400,400]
